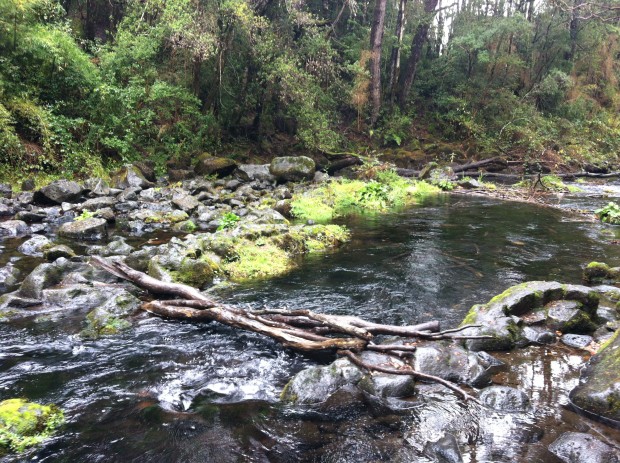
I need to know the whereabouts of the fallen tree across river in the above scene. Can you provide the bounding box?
[90,256,490,402]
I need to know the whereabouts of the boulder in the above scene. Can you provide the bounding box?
[168,169,195,182]
[236,164,276,183]
[14,210,47,223]
[0,264,20,291]
[110,164,154,190]
[561,334,593,349]
[44,245,76,261]
[423,433,463,463]
[79,196,116,211]
[479,385,530,412]
[17,234,51,257]
[0,220,30,237]
[133,160,156,182]
[269,156,316,183]
[569,330,620,423]
[83,177,111,196]
[58,217,108,241]
[546,300,597,333]
[172,194,201,213]
[548,432,619,463]
[584,262,620,285]
[194,154,237,178]
[87,237,134,257]
[81,291,140,338]
[33,179,84,204]
[20,178,35,191]
[0,183,12,199]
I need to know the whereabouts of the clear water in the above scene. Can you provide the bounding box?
[2,193,620,462]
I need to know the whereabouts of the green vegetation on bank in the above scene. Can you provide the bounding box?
[596,202,620,224]
[1,0,619,182]
[290,170,440,222]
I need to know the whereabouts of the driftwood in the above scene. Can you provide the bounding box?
[396,156,507,178]
[90,256,488,402]
[457,170,620,180]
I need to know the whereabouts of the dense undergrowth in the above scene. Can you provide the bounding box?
[1,0,619,184]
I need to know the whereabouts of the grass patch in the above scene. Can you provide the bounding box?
[290,170,440,223]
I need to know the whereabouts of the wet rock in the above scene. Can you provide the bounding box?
[110,164,154,190]
[0,220,30,237]
[561,333,593,349]
[79,196,116,211]
[17,235,51,257]
[0,203,13,217]
[593,285,620,303]
[423,433,463,463]
[58,217,107,241]
[270,156,316,183]
[133,160,156,182]
[18,262,65,299]
[522,326,556,344]
[584,262,620,285]
[124,247,159,272]
[357,352,415,398]
[479,386,530,412]
[14,209,47,223]
[194,154,237,178]
[117,187,141,202]
[236,164,275,183]
[44,245,76,261]
[0,264,20,291]
[548,432,619,463]
[596,306,619,324]
[546,300,597,333]
[81,290,140,338]
[413,342,498,387]
[33,179,84,204]
[570,329,620,423]
[83,177,111,196]
[281,358,363,404]
[457,178,481,189]
[88,237,134,257]
[0,183,12,199]
[172,194,200,213]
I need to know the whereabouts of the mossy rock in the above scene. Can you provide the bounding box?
[570,329,620,424]
[0,398,64,453]
[194,154,237,177]
[584,261,620,285]
[80,291,140,338]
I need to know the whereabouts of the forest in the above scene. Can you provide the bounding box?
[1,0,619,182]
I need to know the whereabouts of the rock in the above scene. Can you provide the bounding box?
[110,164,154,190]
[95,207,115,222]
[413,342,500,387]
[33,179,84,204]
[0,398,64,453]
[20,178,35,191]
[58,217,108,241]
[79,196,116,211]
[0,220,30,237]
[274,200,292,218]
[81,290,140,338]
[570,330,620,423]
[0,183,12,199]
[522,326,556,344]
[139,188,162,202]
[270,156,316,183]
[357,352,416,398]
[14,210,47,223]
[0,264,20,291]
[17,262,65,299]
[87,237,134,257]
[0,203,13,217]
[172,194,201,213]
[236,164,276,183]
[44,245,76,261]
[423,433,463,463]
[133,160,156,182]
[584,262,620,285]
[313,171,329,183]
[457,178,481,189]
[479,386,530,412]
[83,177,111,196]
[168,169,195,182]
[546,300,597,333]
[281,358,363,404]
[548,432,619,463]
[17,235,51,257]
[15,191,34,207]
[117,187,141,202]
[194,154,237,177]
[561,333,593,349]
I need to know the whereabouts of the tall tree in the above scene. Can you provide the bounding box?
[369,0,388,125]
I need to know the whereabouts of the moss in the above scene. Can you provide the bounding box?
[173,220,197,233]
[598,329,620,353]
[460,305,480,326]
[0,399,64,453]
[82,310,132,338]
[171,257,216,287]
[223,241,292,281]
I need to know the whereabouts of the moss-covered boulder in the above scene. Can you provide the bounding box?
[461,281,600,351]
[269,156,316,183]
[194,154,237,177]
[81,291,141,338]
[110,164,154,190]
[0,399,64,453]
[569,329,620,424]
[584,262,620,285]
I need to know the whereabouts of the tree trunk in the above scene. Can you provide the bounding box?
[369,0,388,126]
[396,0,440,108]
[388,0,409,103]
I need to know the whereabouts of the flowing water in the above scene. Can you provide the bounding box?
[2,189,620,462]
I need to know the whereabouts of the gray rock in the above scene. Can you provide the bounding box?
[15,191,34,207]
[0,203,13,217]
[457,179,481,189]
[81,290,140,338]
[313,171,329,183]
[522,326,556,344]
[168,169,195,182]
[357,351,416,398]
[561,333,593,349]
[18,262,65,299]
[83,177,111,196]
[17,234,51,256]
[139,188,162,202]
[88,237,134,257]
[21,178,35,191]
[546,300,596,333]
[0,220,30,237]
[14,209,47,223]
[479,386,530,412]
[133,160,156,182]
[34,179,84,204]
[423,433,463,463]
[44,245,76,261]
[58,217,108,241]
[172,194,200,213]
[79,196,116,211]
[0,183,12,199]
[110,164,154,190]
[194,154,237,177]
[269,156,316,183]
[570,329,620,422]
[0,263,20,290]
[236,164,276,183]
[548,432,619,463]
[117,187,141,202]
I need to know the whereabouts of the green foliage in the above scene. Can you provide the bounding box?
[75,209,95,221]
[596,202,620,225]
[0,398,64,453]
[217,212,241,231]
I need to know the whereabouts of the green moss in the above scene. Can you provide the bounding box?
[171,257,216,287]
[223,241,292,281]
[460,305,480,326]
[0,399,64,453]
[598,329,620,353]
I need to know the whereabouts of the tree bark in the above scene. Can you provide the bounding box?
[388,0,409,103]
[369,0,388,126]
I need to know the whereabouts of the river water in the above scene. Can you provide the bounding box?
[2,189,620,462]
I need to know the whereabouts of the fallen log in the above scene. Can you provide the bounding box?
[90,256,491,401]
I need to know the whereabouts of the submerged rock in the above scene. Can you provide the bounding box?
[479,385,530,412]
[584,262,620,285]
[423,433,463,463]
[17,234,51,257]
[548,432,619,463]
[570,329,620,423]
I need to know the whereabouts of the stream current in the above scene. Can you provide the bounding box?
[2,189,620,462]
